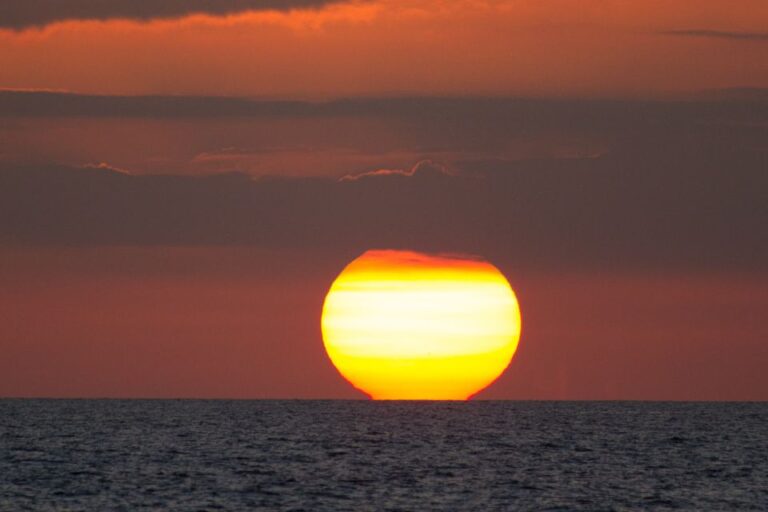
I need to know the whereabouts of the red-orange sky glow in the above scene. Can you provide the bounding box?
[1,0,767,97]
[0,0,766,400]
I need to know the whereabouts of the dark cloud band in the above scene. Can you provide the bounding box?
[659,29,768,41]
[1,91,765,271]
[1,149,765,272]
[2,90,767,122]
[0,0,344,30]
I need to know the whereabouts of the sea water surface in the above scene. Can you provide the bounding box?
[0,400,766,510]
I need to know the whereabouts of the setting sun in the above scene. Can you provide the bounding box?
[321,250,521,400]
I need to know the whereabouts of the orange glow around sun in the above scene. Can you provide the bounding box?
[321,250,521,400]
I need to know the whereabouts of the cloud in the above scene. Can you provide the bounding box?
[340,160,454,181]
[0,90,314,118]
[0,0,345,30]
[1,146,765,272]
[3,91,767,177]
[659,29,768,41]
[2,90,766,120]
[1,94,765,272]
[2,90,766,158]
[82,162,133,175]
[188,147,457,178]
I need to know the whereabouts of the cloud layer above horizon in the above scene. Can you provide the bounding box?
[1,91,766,274]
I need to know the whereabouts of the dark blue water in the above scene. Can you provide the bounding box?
[1,400,766,510]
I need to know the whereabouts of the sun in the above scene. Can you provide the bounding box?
[321,250,521,400]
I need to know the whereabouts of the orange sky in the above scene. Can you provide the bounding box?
[1,0,766,97]
[0,1,766,400]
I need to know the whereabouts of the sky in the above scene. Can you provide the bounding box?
[0,0,766,400]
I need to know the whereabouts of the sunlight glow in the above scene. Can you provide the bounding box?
[321,250,521,400]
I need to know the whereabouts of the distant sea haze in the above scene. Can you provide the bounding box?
[1,400,766,510]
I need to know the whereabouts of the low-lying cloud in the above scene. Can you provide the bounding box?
[1,147,765,272]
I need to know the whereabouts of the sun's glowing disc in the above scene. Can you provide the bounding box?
[321,250,521,400]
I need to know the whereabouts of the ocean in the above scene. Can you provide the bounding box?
[1,400,766,510]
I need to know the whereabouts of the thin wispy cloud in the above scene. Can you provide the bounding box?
[659,29,768,41]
